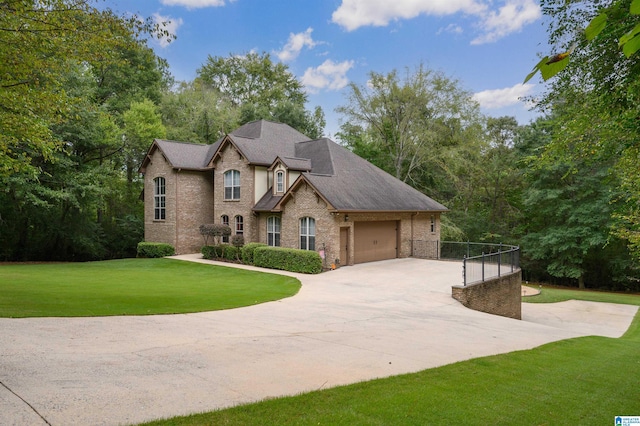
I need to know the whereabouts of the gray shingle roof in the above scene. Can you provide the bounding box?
[228,120,309,165]
[150,139,219,170]
[142,120,447,213]
[300,139,447,212]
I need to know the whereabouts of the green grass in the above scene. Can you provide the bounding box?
[523,284,640,306]
[0,258,300,317]
[141,289,640,426]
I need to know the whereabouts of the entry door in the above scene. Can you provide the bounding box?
[340,227,349,266]
[354,221,398,264]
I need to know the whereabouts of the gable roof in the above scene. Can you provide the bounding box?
[140,120,448,213]
[275,139,448,212]
[221,120,310,166]
[140,139,218,172]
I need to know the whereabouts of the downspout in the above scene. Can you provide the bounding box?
[175,169,180,253]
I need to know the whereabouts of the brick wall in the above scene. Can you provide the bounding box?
[143,148,214,254]
[213,143,257,242]
[174,169,214,254]
[279,182,338,268]
[143,149,177,249]
[451,270,522,319]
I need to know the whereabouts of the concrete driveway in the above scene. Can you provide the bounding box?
[0,256,637,426]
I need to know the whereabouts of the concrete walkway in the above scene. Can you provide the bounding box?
[0,256,637,426]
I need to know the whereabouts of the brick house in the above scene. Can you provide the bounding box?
[140,120,447,266]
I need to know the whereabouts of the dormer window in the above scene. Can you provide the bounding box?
[276,170,284,193]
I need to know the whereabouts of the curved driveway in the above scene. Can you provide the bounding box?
[1,256,637,425]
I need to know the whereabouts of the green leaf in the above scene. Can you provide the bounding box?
[619,23,640,46]
[540,56,570,81]
[585,12,607,41]
[622,33,640,57]
[523,56,549,83]
[631,0,640,15]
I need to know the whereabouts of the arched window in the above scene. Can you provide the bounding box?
[276,170,284,193]
[224,170,240,200]
[267,216,281,247]
[235,215,244,235]
[299,217,315,251]
[221,215,230,243]
[154,177,166,220]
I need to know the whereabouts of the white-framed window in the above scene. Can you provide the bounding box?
[299,217,315,251]
[430,215,435,233]
[221,215,230,243]
[267,216,281,247]
[276,170,284,193]
[154,177,166,220]
[224,170,240,200]
[235,215,244,235]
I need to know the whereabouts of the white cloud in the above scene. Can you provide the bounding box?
[301,59,354,94]
[471,0,540,45]
[473,83,535,109]
[331,0,540,44]
[332,0,486,31]
[160,0,232,9]
[275,28,317,62]
[437,23,464,35]
[153,13,183,48]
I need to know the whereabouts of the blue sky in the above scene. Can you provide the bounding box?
[105,0,550,137]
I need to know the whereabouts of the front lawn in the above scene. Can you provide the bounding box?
[523,284,640,305]
[0,258,300,317]
[141,289,640,425]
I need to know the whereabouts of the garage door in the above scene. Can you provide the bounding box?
[354,221,398,264]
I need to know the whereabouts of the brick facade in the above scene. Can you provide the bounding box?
[212,143,256,242]
[143,149,214,254]
[451,271,522,319]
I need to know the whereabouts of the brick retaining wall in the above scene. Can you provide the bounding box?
[451,270,522,320]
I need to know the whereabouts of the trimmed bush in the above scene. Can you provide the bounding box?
[201,245,221,260]
[137,242,175,258]
[253,246,323,274]
[202,245,240,261]
[222,245,240,261]
[241,242,268,265]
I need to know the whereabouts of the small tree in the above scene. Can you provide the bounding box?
[231,235,245,261]
[199,224,232,246]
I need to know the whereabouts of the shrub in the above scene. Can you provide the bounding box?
[222,244,240,261]
[201,245,222,260]
[241,242,268,265]
[137,242,175,258]
[253,247,322,274]
[202,245,240,261]
[231,234,245,248]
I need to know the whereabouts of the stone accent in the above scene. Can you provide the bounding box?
[451,270,522,320]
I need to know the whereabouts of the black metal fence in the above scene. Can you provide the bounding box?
[412,240,520,286]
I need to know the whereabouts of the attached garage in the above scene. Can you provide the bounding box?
[353,221,398,264]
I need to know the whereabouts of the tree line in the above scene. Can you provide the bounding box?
[1,0,638,291]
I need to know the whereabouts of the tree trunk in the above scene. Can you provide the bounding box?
[578,273,585,289]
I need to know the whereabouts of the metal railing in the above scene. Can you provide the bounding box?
[412,240,520,286]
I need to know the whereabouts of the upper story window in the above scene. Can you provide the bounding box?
[224,170,240,200]
[430,215,435,233]
[235,215,244,235]
[154,177,166,221]
[221,215,230,243]
[276,170,284,193]
[267,216,281,247]
[299,217,315,251]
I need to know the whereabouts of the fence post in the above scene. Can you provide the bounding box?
[510,249,514,273]
[481,252,485,282]
[463,255,467,286]
[467,240,470,258]
[437,240,440,260]
[498,243,502,277]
